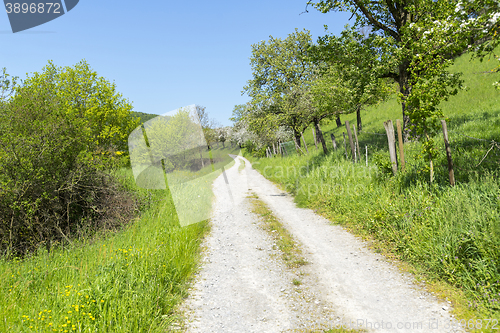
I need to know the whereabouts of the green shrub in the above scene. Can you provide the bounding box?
[0,68,137,256]
[371,150,393,176]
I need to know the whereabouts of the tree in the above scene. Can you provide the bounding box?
[307,68,352,154]
[243,29,317,146]
[311,26,393,131]
[0,67,18,103]
[465,0,500,86]
[0,68,18,137]
[230,121,257,148]
[230,103,250,123]
[196,105,219,149]
[0,67,137,255]
[141,108,204,172]
[307,0,475,141]
[19,60,139,153]
[216,126,231,148]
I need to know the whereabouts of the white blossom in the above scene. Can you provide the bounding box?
[275,126,293,142]
[489,12,500,24]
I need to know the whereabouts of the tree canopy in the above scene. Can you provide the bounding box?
[307,0,496,141]
[20,60,139,153]
[243,29,317,148]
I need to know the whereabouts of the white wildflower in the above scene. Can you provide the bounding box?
[489,12,500,24]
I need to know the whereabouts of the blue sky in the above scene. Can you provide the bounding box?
[1,0,352,126]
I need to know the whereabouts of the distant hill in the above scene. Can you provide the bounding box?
[131,111,159,124]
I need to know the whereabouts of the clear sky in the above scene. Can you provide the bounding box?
[1,0,352,126]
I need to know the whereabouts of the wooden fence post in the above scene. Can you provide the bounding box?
[342,132,348,159]
[312,127,318,150]
[396,119,406,170]
[383,120,398,175]
[301,133,309,154]
[365,145,368,167]
[441,120,455,186]
[345,120,356,163]
[353,124,361,163]
[330,133,337,150]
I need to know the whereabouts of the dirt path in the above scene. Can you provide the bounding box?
[181,156,458,332]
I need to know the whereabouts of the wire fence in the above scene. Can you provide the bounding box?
[265,125,499,171]
[362,127,499,168]
[448,130,500,167]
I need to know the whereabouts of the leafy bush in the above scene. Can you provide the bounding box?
[371,150,393,176]
[243,140,268,157]
[0,64,138,256]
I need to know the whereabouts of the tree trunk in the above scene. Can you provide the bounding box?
[335,115,342,128]
[293,129,301,147]
[399,60,412,142]
[356,105,362,132]
[293,136,305,155]
[314,120,328,155]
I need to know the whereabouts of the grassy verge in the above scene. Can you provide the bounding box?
[0,168,210,332]
[245,144,499,331]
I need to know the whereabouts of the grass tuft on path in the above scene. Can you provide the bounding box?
[248,193,307,269]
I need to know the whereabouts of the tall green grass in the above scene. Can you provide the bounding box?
[0,168,209,332]
[249,149,499,319]
[246,48,500,321]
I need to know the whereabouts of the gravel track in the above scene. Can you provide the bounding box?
[181,156,459,332]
